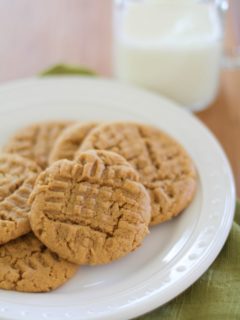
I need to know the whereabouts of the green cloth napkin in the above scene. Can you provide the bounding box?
[41,64,96,77]
[136,202,240,320]
[42,64,240,320]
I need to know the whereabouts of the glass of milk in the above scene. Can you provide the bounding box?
[113,0,240,111]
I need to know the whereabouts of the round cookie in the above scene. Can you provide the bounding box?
[78,122,197,225]
[29,150,151,265]
[0,233,78,292]
[0,154,40,245]
[49,122,98,164]
[4,121,73,169]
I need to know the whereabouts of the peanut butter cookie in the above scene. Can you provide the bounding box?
[49,122,98,164]
[29,150,151,265]
[4,121,72,169]
[78,122,197,225]
[0,154,40,244]
[0,233,78,292]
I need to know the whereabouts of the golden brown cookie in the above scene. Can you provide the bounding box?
[0,154,40,245]
[0,233,78,292]
[4,121,73,169]
[78,122,197,225]
[49,122,98,164]
[29,150,151,265]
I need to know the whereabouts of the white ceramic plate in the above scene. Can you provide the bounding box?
[0,77,235,320]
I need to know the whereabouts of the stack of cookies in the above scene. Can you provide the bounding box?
[0,121,197,292]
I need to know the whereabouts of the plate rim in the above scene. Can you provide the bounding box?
[0,76,236,320]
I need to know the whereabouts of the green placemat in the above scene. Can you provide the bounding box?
[42,64,240,320]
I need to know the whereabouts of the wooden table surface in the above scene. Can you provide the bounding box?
[0,0,239,195]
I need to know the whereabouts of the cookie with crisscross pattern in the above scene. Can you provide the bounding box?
[78,122,197,225]
[49,122,98,164]
[4,121,73,169]
[29,150,151,265]
[0,153,40,244]
[0,233,78,292]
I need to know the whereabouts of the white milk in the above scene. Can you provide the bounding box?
[114,1,223,110]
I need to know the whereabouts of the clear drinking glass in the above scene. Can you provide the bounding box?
[113,0,240,111]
